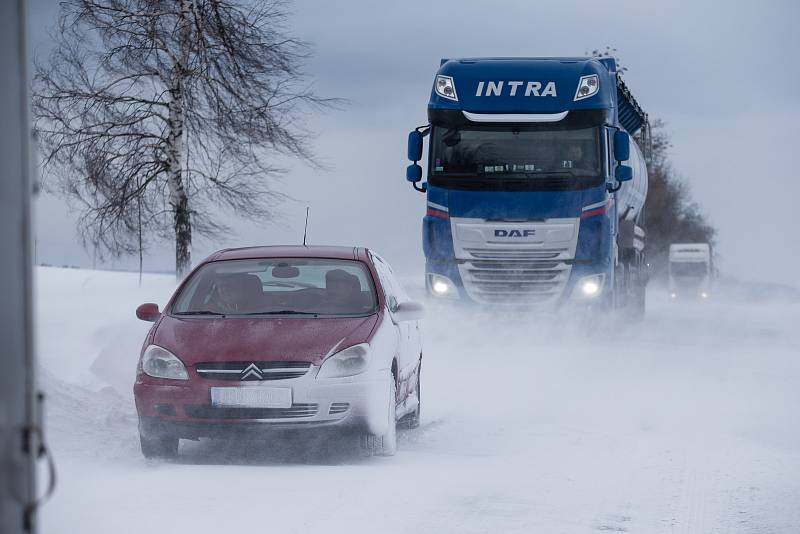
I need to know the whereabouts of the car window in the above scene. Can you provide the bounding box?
[172,258,378,316]
[370,252,409,311]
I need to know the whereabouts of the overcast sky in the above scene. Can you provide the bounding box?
[27,0,800,286]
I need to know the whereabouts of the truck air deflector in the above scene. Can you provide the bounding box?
[462,111,569,123]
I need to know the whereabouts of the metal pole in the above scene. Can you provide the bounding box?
[0,2,41,533]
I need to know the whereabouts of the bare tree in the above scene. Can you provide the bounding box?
[644,120,717,277]
[34,0,335,276]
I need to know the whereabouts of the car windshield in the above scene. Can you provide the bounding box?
[670,262,708,277]
[172,258,378,316]
[431,125,601,178]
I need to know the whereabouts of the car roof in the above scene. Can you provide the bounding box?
[205,245,364,262]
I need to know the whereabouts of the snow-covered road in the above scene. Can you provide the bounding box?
[37,267,800,533]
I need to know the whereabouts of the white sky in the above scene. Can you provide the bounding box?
[27,0,800,286]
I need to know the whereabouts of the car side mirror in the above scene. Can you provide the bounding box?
[407,130,423,162]
[615,164,633,182]
[392,301,425,322]
[613,130,630,162]
[136,303,160,322]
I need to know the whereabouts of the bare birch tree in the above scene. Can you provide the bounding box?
[34,0,334,276]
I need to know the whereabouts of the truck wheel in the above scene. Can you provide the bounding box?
[139,432,179,459]
[635,285,646,317]
[624,285,646,321]
[360,379,397,456]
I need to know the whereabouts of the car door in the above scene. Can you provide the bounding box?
[369,253,419,401]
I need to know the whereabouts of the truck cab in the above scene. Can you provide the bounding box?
[406,57,649,312]
[668,243,713,300]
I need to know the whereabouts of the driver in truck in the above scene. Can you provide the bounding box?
[560,143,584,169]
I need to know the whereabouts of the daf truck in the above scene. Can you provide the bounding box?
[405,57,649,313]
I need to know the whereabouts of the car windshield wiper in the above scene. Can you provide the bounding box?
[241,310,319,316]
[173,310,226,316]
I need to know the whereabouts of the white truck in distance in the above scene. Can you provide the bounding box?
[668,243,712,300]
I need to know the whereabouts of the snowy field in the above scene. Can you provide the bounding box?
[37,266,800,533]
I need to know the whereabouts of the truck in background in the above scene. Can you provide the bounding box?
[405,57,650,315]
[668,243,713,300]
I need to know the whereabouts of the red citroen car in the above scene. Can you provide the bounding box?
[133,246,424,458]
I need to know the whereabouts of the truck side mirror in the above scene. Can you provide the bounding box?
[406,164,422,183]
[613,130,630,162]
[615,164,633,182]
[408,130,423,162]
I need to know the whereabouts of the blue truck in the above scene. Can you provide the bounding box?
[405,57,650,313]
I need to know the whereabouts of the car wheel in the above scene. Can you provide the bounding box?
[360,378,397,457]
[139,432,179,459]
[399,364,421,429]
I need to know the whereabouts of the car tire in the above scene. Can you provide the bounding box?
[139,432,179,459]
[400,364,421,429]
[360,378,397,457]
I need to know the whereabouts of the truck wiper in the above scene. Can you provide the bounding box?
[522,170,576,178]
[173,310,226,316]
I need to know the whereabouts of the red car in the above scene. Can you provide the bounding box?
[133,246,424,458]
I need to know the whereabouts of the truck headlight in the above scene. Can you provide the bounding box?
[317,343,370,379]
[574,274,605,299]
[574,74,599,101]
[434,75,458,101]
[427,273,459,298]
[141,345,189,380]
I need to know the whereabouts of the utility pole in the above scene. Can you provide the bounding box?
[0,2,48,533]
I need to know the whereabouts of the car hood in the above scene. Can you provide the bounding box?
[152,314,380,366]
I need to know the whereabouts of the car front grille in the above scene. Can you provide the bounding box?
[184,404,319,420]
[195,361,312,381]
[329,402,350,415]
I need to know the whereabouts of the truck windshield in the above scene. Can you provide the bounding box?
[431,125,602,187]
[670,262,708,277]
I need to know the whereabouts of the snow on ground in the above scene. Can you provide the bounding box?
[37,266,800,533]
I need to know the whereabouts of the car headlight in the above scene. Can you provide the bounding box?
[141,345,189,380]
[573,274,605,299]
[317,343,370,379]
[427,273,459,299]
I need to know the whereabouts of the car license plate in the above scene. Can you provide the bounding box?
[210,387,292,408]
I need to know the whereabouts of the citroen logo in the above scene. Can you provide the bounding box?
[241,363,263,381]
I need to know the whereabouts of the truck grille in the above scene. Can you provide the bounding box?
[195,361,311,381]
[184,403,319,419]
[458,248,572,305]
